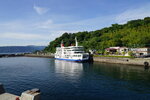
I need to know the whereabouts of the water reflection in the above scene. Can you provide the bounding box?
[54,60,83,79]
[93,62,150,81]
[144,66,149,70]
[93,62,150,93]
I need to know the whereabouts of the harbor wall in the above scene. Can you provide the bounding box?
[93,57,150,66]
[24,54,54,58]
[0,54,24,58]
[3,53,149,66]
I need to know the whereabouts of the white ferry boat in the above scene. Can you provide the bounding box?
[55,38,89,62]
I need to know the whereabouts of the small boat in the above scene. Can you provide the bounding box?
[55,37,89,62]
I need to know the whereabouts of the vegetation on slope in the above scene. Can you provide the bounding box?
[44,17,150,53]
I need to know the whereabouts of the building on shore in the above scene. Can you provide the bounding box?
[105,47,129,56]
[105,46,150,57]
[130,47,150,56]
[105,47,119,54]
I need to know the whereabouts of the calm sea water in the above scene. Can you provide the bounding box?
[0,57,150,100]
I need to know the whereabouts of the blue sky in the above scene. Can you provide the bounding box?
[0,0,150,46]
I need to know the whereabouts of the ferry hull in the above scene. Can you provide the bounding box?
[55,58,89,62]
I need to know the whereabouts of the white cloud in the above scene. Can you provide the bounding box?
[35,15,115,32]
[0,32,50,40]
[0,21,26,31]
[35,19,53,29]
[115,3,150,24]
[33,5,49,15]
[2,3,150,46]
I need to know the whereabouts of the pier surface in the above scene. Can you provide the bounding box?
[0,93,19,100]
[0,83,41,100]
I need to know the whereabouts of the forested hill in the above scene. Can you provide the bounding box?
[44,17,150,53]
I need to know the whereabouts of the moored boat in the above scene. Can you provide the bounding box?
[55,38,89,62]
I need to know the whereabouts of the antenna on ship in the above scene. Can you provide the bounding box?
[75,37,78,47]
[61,40,64,47]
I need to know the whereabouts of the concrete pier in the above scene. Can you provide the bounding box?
[0,93,19,100]
[93,57,150,66]
[0,83,41,100]
[20,89,40,100]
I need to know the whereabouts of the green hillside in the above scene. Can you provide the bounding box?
[44,17,150,53]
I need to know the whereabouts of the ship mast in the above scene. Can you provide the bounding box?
[75,37,78,47]
[61,40,64,47]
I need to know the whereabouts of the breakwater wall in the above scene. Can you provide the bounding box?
[25,54,54,58]
[0,54,24,58]
[93,57,150,66]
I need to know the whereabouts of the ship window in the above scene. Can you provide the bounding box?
[74,55,77,57]
[83,55,88,58]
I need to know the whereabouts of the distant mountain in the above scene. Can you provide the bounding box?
[0,46,46,54]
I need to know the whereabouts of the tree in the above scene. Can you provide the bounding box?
[128,51,134,57]
[122,51,126,56]
[44,17,150,53]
